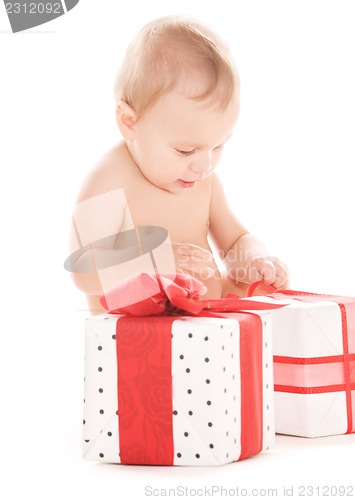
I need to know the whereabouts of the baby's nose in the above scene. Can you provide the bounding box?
[190,152,212,173]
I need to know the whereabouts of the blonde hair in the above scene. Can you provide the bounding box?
[114,16,239,115]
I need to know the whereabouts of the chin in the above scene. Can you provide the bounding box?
[160,183,184,194]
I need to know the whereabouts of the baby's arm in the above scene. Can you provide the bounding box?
[209,174,289,290]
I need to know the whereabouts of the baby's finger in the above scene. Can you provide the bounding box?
[257,260,277,285]
[175,273,208,295]
[273,263,289,289]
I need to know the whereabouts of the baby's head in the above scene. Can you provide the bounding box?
[114,15,239,116]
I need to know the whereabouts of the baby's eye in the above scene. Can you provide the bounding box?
[176,149,196,156]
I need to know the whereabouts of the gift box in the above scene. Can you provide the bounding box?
[248,290,355,438]
[82,274,276,466]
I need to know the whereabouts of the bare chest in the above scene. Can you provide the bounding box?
[125,183,210,246]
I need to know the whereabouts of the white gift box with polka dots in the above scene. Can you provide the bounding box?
[83,312,274,466]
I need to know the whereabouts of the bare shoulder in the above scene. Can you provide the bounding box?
[71,141,134,249]
[76,141,131,202]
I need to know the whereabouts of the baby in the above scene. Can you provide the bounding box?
[68,15,289,314]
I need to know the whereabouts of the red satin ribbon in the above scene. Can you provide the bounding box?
[274,357,355,389]
[116,316,175,465]
[102,274,284,317]
[270,290,355,434]
[237,312,263,459]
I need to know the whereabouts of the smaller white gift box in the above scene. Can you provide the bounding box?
[248,290,355,438]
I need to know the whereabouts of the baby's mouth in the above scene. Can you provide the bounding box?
[178,179,197,188]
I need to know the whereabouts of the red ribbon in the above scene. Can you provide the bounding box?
[269,289,355,434]
[100,272,284,317]
[116,316,175,465]
[237,312,263,459]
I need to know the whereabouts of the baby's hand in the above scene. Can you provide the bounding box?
[172,243,214,283]
[244,256,289,290]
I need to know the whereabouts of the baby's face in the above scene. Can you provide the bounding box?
[127,90,239,194]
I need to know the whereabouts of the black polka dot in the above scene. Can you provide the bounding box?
[207,400,211,406]
[99,453,104,458]
[188,333,193,338]
[220,325,224,329]
[226,431,229,436]
[208,422,213,427]
[209,444,214,449]
[206,379,210,384]
[204,336,209,341]
[230,331,233,336]
[108,432,112,437]
[205,357,209,363]
[188,411,193,416]
[222,345,225,350]
[85,439,89,443]
[186,368,190,373]
[116,410,118,415]
[267,404,269,410]
[112,335,116,340]
[224,388,227,393]
[177,453,182,458]
[98,346,102,351]
[99,409,104,414]
[184,432,189,437]
[266,384,269,389]
[265,342,268,348]
[180,354,184,359]
[173,410,178,415]
[99,388,103,393]
[196,454,200,459]
[83,420,85,425]
[98,367,103,372]
[266,363,269,368]
[225,410,228,415]
[187,389,192,394]
[231,353,234,358]
[223,367,226,372]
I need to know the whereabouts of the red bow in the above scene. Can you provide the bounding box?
[100,272,283,316]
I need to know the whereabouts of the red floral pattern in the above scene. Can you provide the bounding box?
[116,316,175,465]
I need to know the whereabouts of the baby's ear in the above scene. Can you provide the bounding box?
[115,100,137,140]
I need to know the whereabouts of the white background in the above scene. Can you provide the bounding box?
[0,1,354,499]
